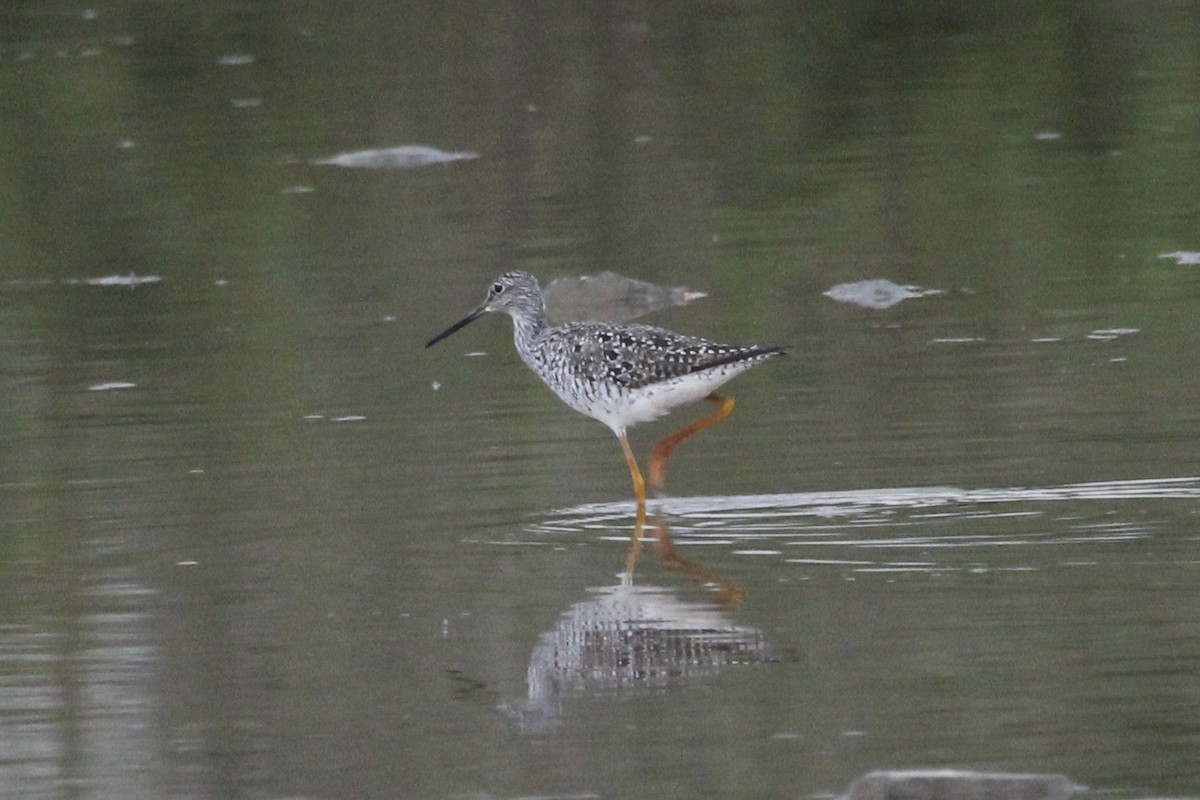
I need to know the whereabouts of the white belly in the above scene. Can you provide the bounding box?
[560,363,755,436]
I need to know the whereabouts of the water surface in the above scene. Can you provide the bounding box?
[3,2,1200,799]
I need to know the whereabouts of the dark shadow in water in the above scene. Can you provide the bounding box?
[506,513,775,733]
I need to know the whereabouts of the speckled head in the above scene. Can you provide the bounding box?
[425,271,546,348]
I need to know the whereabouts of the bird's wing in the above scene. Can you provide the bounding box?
[551,323,781,389]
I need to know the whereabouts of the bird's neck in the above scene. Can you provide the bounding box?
[510,306,547,354]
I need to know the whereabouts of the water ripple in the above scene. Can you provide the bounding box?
[534,476,1200,572]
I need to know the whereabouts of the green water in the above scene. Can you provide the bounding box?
[2,2,1200,798]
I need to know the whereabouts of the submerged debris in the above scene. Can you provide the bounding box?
[1158,251,1200,265]
[823,279,943,310]
[544,271,707,324]
[79,273,162,288]
[844,770,1076,800]
[1087,327,1139,341]
[313,145,480,170]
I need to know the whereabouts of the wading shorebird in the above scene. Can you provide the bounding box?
[426,271,785,521]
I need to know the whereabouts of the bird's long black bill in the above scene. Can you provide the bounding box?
[425,305,485,348]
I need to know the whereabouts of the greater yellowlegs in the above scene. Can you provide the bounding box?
[426,271,785,519]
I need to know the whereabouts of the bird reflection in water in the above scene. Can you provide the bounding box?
[624,509,744,605]
[506,513,776,733]
[503,327,779,731]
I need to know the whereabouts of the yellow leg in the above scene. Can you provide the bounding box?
[618,432,647,527]
[648,392,736,491]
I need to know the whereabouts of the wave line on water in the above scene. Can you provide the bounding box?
[535,476,1200,543]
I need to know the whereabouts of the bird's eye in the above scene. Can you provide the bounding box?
[492,282,505,295]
